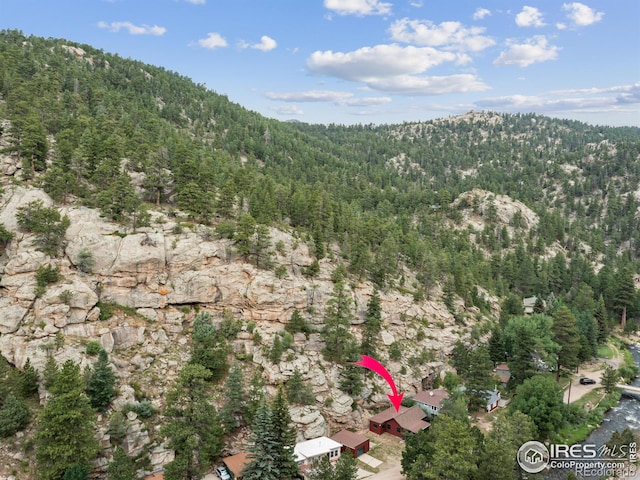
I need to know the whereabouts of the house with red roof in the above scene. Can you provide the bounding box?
[330,429,370,458]
[413,388,450,418]
[368,405,430,438]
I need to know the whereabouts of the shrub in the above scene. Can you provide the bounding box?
[124,400,155,418]
[0,223,13,249]
[76,250,94,273]
[36,264,60,288]
[59,290,73,305]
[274,264,288,279]
[86,341,102,356]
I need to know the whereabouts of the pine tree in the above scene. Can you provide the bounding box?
[0,393,30,437]
[552,306,581,380]
[285,368,315,405]
[107,446,137,480]
[63,463,89,480]
[487,326,505,364]
[451,340,470,378]
[86,349,116,412]
[270,386,298,479]
[361,289,382,357]
[334,451,358,480]
[162,364,224,480]
[246,370,266,423]
[594,295,608,343]
[18,357,39,397]
[42,356,58,390]
[242,401,280,480]
[613,267,636,329]
[307,455,334,480]
[36,360,98,480]
[221,362,246,431]
[322,278,355,363]
[465,345,495,412]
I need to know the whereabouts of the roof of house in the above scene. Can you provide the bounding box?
[223,451,251,478]
[144,472,164,480]
[294,436,342,461]
[395,405,431,432]
[369,405,408,424]
[330,430,370,449]
[486,389,501,406]
[413,389,450,409]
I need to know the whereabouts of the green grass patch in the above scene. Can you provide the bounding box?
[553,390,622,445]
[597,344,614,359]
[573,387,605,409]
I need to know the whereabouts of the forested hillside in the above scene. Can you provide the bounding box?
[0,29,639,479]
[2,30,639,305]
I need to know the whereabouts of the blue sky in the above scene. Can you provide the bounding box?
[2,0,639,126]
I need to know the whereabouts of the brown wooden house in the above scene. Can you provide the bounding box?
[369,405,430,438]
[330,430,370,458]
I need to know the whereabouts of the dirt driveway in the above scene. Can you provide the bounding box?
[563,355,622,403]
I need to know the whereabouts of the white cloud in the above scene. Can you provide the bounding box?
[183,0,205,4]
[251,35,277,52]
[515,6,546,27]
[389,18,495,52]
[562,2,604,27]
[196,32,228,49]
[273,105,304,116]
[97,21,166,36]
[306,44,489,95]
[473,8,491,20]
[265,90,391,106]
[307,44,458,81]
[324,0,392,16]
[493,36,559,67]
[365,74,489,95]
[475,83,640,115]
[410,1,423,8]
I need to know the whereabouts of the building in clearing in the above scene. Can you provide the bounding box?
[330,429,370,458]
[413,388,450,418]
[294,436,342,477]
[368,405,430,438]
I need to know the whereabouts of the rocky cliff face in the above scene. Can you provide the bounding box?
[0,183,466,471]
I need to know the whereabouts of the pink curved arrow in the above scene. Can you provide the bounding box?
[350,355,404,412]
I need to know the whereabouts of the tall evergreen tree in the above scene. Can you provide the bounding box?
[36,360,98,480]
[594,294,609,343]
[361,289,382,357]
[613,266,636,329]
[552,306,581,380]
[321,278,355,363]
[18,357,39,397]
[161,364,224,480]
[465,345,495,412]
[86,349,116,412]
[242,401,280,480]
[333,452,358,480]
[107,446,137,480]
[270,386,298,479]
[220,362,246,432]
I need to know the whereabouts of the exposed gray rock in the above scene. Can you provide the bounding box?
[0,297,28,334]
